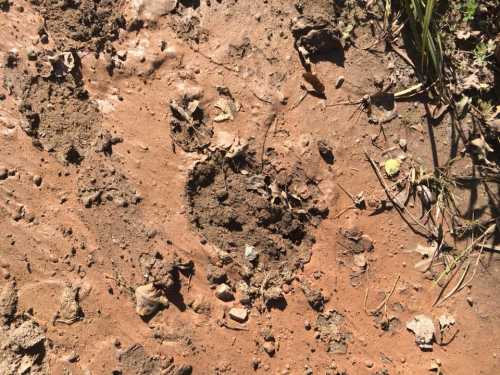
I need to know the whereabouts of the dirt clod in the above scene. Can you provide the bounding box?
[406,315,435,351]
[55,283,83,325]
[262,341,276,357]
[301,281,326,311]
[0,281,17,324]
[187,148,326,305]
[135,283,169,318]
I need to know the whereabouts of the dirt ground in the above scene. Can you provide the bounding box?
[1,0,499,374]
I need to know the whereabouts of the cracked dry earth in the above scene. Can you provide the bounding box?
[0,1,499,374]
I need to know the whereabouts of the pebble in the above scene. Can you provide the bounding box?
[0,167,8,180]
[62,351,79,363]
[360,234,374,251]
[33,175,42,186]
[304,320,311,330]
[262,341,275,357]
[176,365,193,375]
[215,283,234,302]
[244,245,258,262]
[335,76,345,88]
[353,253,367,268]
[27,48,37,61]
[228,307,248,323]
[251,357,261,370]
[399,138,408,151]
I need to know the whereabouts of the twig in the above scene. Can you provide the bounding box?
[434,223,496,284]
[366,274,401,315]
[290,90,308,110]
[334,205,356,219]
[196,50,240,73]
[439,328,459,346]
[337,183,356,202]
[390,44,415,68]
[252,90,273,105]
[326,98,365,107]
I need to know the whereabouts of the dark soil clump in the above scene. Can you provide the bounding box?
[19,62,103,162]
[186,146,328,305]
[34,0,125,52]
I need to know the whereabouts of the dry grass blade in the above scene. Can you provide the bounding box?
[435,224,496,285]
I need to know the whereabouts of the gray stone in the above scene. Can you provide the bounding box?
[228,307,248,323]
[215,283,234,302]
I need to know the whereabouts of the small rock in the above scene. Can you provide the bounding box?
[206,265,227,285]
[27,48,38,61]
[0,167,8,180]
[228,307,248,323]
[176,364,193,375]
[56,283,83,324]
[304,320,311,330]
[353,253,367,269]
[360,234,374,252]
[429,359,441,372]
[263,286,284,307]
[365,360,374,368]
[317,140,335,165]
[33,175,42,186]
[244,244,258,262]
[399,138,407,151]
[0,281,17,323]
[63,351,79,363]
[215,283,234,302]
[466,296,474,306]
[373,75,385,89]
[9,320,45,350]
[335,76,345,89]
[301,282,325,311]
[135,284,168,318]
[262,341,275,357]
[251,357,261,370]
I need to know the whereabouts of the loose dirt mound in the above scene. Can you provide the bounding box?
[187,146,328,305]
[19,71,102,163]
[2,49,108,163]
[34,0,125,52]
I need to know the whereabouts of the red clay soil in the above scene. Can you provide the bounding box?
[0,1,499,374]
